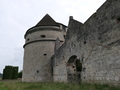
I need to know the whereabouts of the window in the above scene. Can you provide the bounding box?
[63,35,66,39]
[117,18,120,23]
[44,54,47,56]
[37,70,39,73]
[84,41,86,44]
[41,35,46,38]
[27,38,30,41]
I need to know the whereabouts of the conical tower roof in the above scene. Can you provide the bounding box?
[35,14,59,27]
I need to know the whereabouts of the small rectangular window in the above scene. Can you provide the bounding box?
[44,54,47,56]
[37,70,39,73]
[41,35,46,38]
[27,38,30,41]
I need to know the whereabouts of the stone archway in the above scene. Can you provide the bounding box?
[66,55,82,83]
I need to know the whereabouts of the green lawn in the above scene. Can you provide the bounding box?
[0,80,120,90]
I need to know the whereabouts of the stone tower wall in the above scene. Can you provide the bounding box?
[23,26,65,82]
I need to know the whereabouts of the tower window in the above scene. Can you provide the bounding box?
[41,35,46,38]
[44,54,47,56]
[117,18,120,23]
[27,38,30,41]
[37,70,39,73]
[63,35,66,39]
[84,41,86,44]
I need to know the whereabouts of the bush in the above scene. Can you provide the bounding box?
[2,66,19,80]
[3,66,13,79]
[18,71,22,78]
[2,69,5,79]
[12,67,18,79]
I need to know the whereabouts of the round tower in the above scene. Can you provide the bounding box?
[22,14,67,82]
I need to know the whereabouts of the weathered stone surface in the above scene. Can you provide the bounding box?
[53,0,120,85]
[23,0,120,85]
[22,14,67,82]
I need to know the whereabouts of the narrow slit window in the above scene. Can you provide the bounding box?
[44,54,47,56]
[117,18,120,23]
[41,35,46,38]
[37,70,39,73]
[84,41,86,44]
[27,38,30,41]
[63,35,66,39]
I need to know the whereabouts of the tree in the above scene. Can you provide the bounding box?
[2,66,13,79]
[2,65,19,80]
[12,67,19,79]
[18,70,22,78]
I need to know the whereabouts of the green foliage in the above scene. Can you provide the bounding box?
[0,81,120,90]
[2,69,5,79]
[2,66,19,80]
[12,67,18,79]
[2,66,13,79]
[94,83,109,90]
[18,70,22,78]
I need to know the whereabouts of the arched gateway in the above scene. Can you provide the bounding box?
[66,55,82,83]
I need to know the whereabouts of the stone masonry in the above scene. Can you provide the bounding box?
[23,0,120,85]
[53,0,120,85]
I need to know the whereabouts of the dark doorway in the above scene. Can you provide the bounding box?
[67,55,82,83]
[76,59,82,72]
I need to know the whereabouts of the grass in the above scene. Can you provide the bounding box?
[0,80,120,90]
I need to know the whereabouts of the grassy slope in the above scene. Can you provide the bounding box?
[0,80,120,90]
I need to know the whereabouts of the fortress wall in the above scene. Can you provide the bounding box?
[65,17,83,41]
[23,41,54,82]
[82,0,120,85]
[53,43,68,82]
[53,0,120,85]
[53,19,84,82]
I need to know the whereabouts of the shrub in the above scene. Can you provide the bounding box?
[12,67,19,79]
[3,66,13,79]
[18,70,22,78]
[2,66,19,80]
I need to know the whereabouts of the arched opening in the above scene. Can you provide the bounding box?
[66,55,82,83]
[67,55,76,63]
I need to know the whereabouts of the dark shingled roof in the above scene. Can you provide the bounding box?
[35,14,59,27]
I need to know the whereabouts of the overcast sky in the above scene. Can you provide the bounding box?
[0,0,106,73]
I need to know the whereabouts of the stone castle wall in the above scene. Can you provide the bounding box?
[23,26,65,82]
[53,0,120,85]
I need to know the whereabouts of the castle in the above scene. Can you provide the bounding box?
[22,0,120,85]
